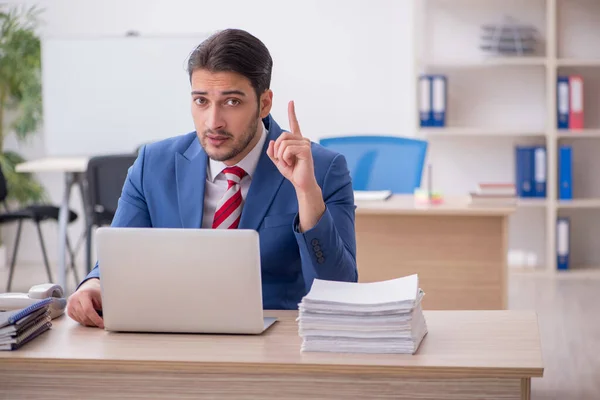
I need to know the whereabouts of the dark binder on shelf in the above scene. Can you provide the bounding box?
[515,146,534,197]
[557,217,570,270]
[533,146,547,198]
[431,75,447,127]
[419,75,432,127]
[558,145,573,200]
[557,76,569,129]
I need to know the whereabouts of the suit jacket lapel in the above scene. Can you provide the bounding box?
[239,116,285,230]
[175,135,207,228]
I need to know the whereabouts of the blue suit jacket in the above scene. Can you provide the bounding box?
[83,115,358,309]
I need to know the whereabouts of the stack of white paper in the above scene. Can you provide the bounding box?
[297,274,427,354]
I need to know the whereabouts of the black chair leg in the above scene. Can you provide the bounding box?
[34,222,54,284]
[6,220,23,293]
[66,234,80,285]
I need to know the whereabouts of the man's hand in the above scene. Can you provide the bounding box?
[267,101,317,192]
[66,278,104,329]
[267,101,325,232]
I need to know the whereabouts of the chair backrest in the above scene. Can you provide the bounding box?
[86,154,137,225]
[0,164,8,204]
[319,135,428,193]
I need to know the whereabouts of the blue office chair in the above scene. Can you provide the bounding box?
[319,135,428,193]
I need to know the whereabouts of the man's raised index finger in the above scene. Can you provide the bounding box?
[288,100,302,136]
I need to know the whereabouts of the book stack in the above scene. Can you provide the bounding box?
[297,274,427,354]
[479,16,538,56]
[0,298,53,351]
[469,182,517,206]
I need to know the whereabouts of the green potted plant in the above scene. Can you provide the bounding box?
[0,4,47,266]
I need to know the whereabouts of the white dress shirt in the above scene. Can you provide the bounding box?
[201,123,268,228]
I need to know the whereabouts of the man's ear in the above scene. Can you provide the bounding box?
[259,89,273,118]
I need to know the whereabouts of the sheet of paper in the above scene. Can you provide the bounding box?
[303,274,419,306]
[354,190,392,201]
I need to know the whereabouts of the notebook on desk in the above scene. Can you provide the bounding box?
[0,298,53,351]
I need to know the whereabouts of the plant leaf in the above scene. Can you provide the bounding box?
[0,4,43,144]
[0,150,47,205]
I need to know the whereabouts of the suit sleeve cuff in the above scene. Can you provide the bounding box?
[76,267,100,291]
[293,207,331,266]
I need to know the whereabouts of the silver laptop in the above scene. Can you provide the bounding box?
[96,227,277,334]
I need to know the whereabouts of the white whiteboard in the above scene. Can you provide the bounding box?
[41,34,210,156]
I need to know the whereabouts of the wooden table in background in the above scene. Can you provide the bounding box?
[0,310,543,399]
[355,195,515,310]
[16,157,91,290]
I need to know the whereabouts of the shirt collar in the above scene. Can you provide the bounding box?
[207,122,268,182]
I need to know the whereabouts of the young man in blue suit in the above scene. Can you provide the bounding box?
[67,29,357,328]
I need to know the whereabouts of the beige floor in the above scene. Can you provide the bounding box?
[1,263,599,399]
[509,270,600,400]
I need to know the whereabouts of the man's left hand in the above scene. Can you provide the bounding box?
[267,101,317,193]
[267,101,325,232]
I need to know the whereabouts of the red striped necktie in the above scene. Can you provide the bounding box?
[212,166,247,229]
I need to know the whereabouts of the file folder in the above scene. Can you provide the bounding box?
[431,75,447,127]
[569,75,584,130]
[556,217,570,270]
[557,76,569,129]
[558,145,573,200]
[515,146,534,197]
[419,75,432,127]
[533,146,546,197]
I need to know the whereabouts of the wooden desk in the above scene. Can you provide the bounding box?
[0,310,543,399]
[355,195,515,310]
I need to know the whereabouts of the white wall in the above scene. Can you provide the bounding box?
[2,0,415,268]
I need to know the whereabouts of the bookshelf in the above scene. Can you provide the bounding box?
[421,128,545,138]
[556,129,600,138]
[414,0,600,274]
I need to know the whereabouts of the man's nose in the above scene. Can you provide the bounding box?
[205,106,226,131]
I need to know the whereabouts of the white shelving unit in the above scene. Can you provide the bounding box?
[414,0,600,274]
[421,128,546,138]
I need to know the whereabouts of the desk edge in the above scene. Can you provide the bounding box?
[0,358,544,379]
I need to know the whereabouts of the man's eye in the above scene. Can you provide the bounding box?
[226,99,240,106]
[194,98,206,105]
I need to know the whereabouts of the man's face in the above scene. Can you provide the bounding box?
[191,69,272,165]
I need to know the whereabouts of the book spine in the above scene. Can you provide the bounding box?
[569,75,584,130]
[557,76,570,129]
[534,146,547,198]
[558,145,573,200]
[431,75,447,127]
[419,75,432,127]
[557,217,570,270]
[515,146,534,197]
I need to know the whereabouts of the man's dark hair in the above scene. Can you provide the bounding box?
[187,29,273,100]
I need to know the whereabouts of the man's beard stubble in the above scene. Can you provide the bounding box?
[203,116,259,162]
